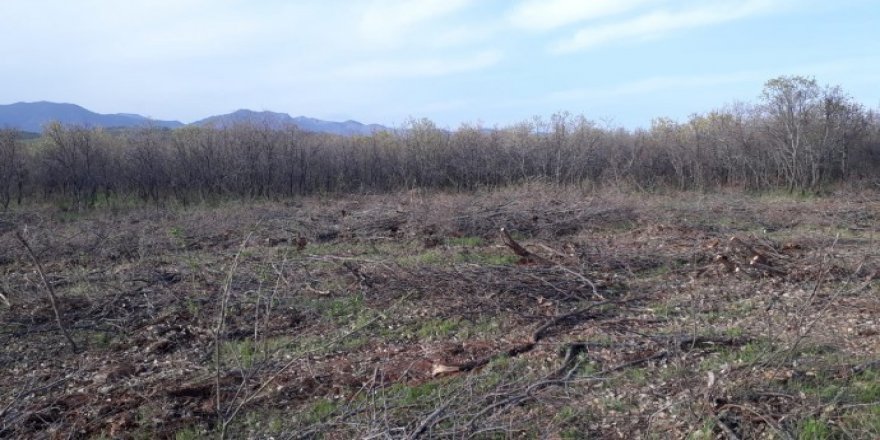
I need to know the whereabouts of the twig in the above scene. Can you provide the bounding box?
[717,404,791,440]
[531,300,611,342]
[222,290,416,436]
[449,299,617,374]
[500,228,604,299]
[535,243,572,259]
[0,378,36,422]
[603,350,668,373]
[714,414,742,440]
[407,400,453,440]
[779,233,840,364]
[466,376,569,430]
[466,347,666,433]
[215,231,254,440]
[524,272,583,301]
[0,373,73,424]
[14,231,78,353]
[850,358,880,375]
[500,227,549,263]
[466,357,588,432]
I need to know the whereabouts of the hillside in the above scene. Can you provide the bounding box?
[0,101,183,132]
[193,109,387,135]
[0,102,388,136]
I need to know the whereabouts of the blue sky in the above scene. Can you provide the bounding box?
[1,0,878,128]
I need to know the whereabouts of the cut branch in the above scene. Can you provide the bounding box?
[15,231,78,353]
[500,227,543,262]
[500,227,604,299]
[434,298,625,375]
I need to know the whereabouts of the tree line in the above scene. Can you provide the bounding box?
[1,76,879,209]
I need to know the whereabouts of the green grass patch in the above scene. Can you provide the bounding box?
[454,251,518,265]
[222,339,258,369]
[837,405,880,437]
[396,244,518,267]
[304,240,402,257]
[446,236,484,247]
[791,367,880,405]
[220,335,295,369]
[850,369,880,403]
[300,398,338,425]
[650,302,682,320]
[87,330,114,350]
[396,249,446,267]
[389,316,504,343]
[686,419,717,440]
[797,417,832,440]
[376,379,459,412]
[623,367,649,384]
[459,317,503,339]
[322,295,366,322]
[698,339,770,371]
[173,426,206,440]
[416,317,460,340]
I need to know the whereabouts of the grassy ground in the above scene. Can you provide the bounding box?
[1,185,878,439]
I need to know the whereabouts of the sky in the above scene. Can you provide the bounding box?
[1,0,878,129]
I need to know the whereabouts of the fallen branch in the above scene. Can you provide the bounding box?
[500,227,545,263]
[221,290,416,431]
[714,414,742,440]
[531,300,612,343]
[214,233,252,440]
[433,298,622,376]
[650,334,754,352]
[407,400,453,440]
[850,359,880,376]
[501,228,604,300]
[465,360,587,431]
[466,345,664,432]
[716,403,790,440]
[14,231,78,353]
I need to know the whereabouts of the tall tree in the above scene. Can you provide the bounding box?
[0,129,25,209]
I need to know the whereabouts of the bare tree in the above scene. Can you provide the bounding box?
[126,125,171,205]
[0,129,25,209]
[760,76,871,191]
[40,122,112,208]
[4,76,880,206]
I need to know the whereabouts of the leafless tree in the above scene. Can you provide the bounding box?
[0,129,26,209]
[6,77,880,206]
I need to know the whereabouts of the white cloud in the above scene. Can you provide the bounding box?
[357,0,477,47]
[548,71,763,101]
[549,55,880,104]
[507,0,654,31]
[335,51,502,79]
[431,25,498,48]
[552,0,779,53]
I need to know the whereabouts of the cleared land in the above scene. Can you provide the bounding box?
[1,186,879,439]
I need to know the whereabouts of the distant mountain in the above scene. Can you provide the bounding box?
[0,101,184,132]
[192,109,294,130]
[193,109,387,136]
[0,102,388,136]
[291,115,388,136]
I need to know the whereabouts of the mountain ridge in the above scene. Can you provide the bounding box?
[0,101,183,132]
[192,109,387,136]
[0,102,388,136]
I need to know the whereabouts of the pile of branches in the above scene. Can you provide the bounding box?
[701,235,878,284]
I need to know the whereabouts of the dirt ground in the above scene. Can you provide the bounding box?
[1,185,878,439]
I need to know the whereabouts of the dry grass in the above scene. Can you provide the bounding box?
[1,185,878,439]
